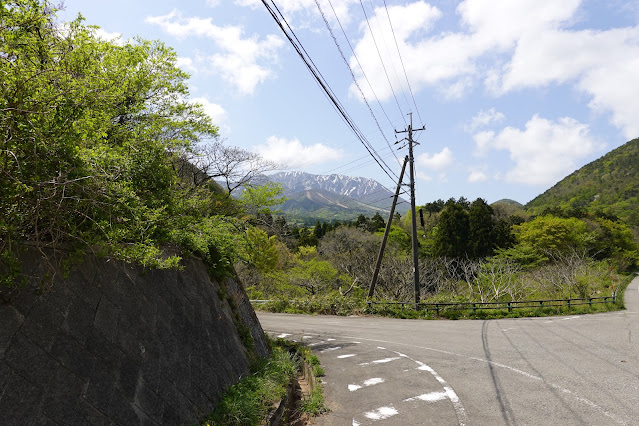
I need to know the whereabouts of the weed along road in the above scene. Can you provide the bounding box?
[257,276,639,425]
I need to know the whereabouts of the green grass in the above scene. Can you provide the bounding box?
[300,387,327,416]
[203,338,329,425]
[203,343,297,426]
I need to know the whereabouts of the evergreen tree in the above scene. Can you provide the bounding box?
[433,201,470,257]
[468,198,496,258]
[368,212,386,232]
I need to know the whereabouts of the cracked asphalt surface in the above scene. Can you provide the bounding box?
[258,276,639,425]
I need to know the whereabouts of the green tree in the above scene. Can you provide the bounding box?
[514,215,589,255]
[433,201,470,258]
[368,212,386,232]
[245,228,279,272]
[468,198,495,258]
[1,1,288,280]
[289,259,343,295]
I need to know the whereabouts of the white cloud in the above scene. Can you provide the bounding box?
[467,108,505,132]
[235,0,357,27]
[352,0,581,100]
[176,57,197,74]
[416,171,433,181]
[416,147,454,183]
[254,136,343,168]
[191,97,228,130]
[350,0,639,138]
[350,1,445,101]
[417,147,454,172]
[93,28,123,44]
[497,27,639,138]
[457,0,580,49]
[467,168,489,183]
[206,0,220,6]
[473,114,601,185]
[146,10,284,95]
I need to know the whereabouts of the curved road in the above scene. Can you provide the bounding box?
[257,276,639,425]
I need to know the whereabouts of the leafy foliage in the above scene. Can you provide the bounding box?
[526,138,639,228]
[204,344,297,426]
[0,1,286,283]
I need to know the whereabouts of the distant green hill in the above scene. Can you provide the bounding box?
[526,138,639,227]
[493,199,523,208]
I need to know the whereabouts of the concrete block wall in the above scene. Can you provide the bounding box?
[0,249,269,425]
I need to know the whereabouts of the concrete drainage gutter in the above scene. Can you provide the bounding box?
[266,359,318,425]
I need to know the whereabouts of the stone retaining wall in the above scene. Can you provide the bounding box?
[0,249,268,425]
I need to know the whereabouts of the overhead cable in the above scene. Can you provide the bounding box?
[261,0,399,183]
[314,0,399,162]
[358,0,407,126]
[382,0,426,129]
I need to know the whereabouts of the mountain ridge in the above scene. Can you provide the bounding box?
[266,171,409,222]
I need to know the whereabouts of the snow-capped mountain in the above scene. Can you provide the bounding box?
[266,171,409,222]
[271,171,404,200]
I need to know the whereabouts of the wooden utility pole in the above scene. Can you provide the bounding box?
[395,113,425,305]
[368,155,409,299]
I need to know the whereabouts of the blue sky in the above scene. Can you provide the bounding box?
[58,0,639,205]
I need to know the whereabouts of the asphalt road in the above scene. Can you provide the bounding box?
[257,276,639,425]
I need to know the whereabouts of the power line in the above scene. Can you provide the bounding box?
[368,0,412,114]
[382,0,426,129]
[326,0,395,130]
[358,0,407,126]
[261,0,400,183]
[314,0,398,162]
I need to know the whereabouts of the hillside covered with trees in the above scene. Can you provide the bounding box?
[527,138,639,228]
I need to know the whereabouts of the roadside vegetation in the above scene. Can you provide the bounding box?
[0,0,283,289]
[203,338,327,425]
[241,198,638,318]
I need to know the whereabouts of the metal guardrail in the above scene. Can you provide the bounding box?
[251,296,617,314]
[367,296,617,313]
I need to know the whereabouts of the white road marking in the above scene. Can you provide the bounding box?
[308,341,325,347]
[405,391,447,403]
[276,333,291,338]
[327,338,336,341]
[352,420,361,426]
[321,346,342,353]
[363,378,384,386]
[364,406,398,420]
[337,354,356,359]
[339,334,626,425]
[348,384,362,391]
[411,359,467,425]
[373,356,400,364]
[359,356,401,366]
